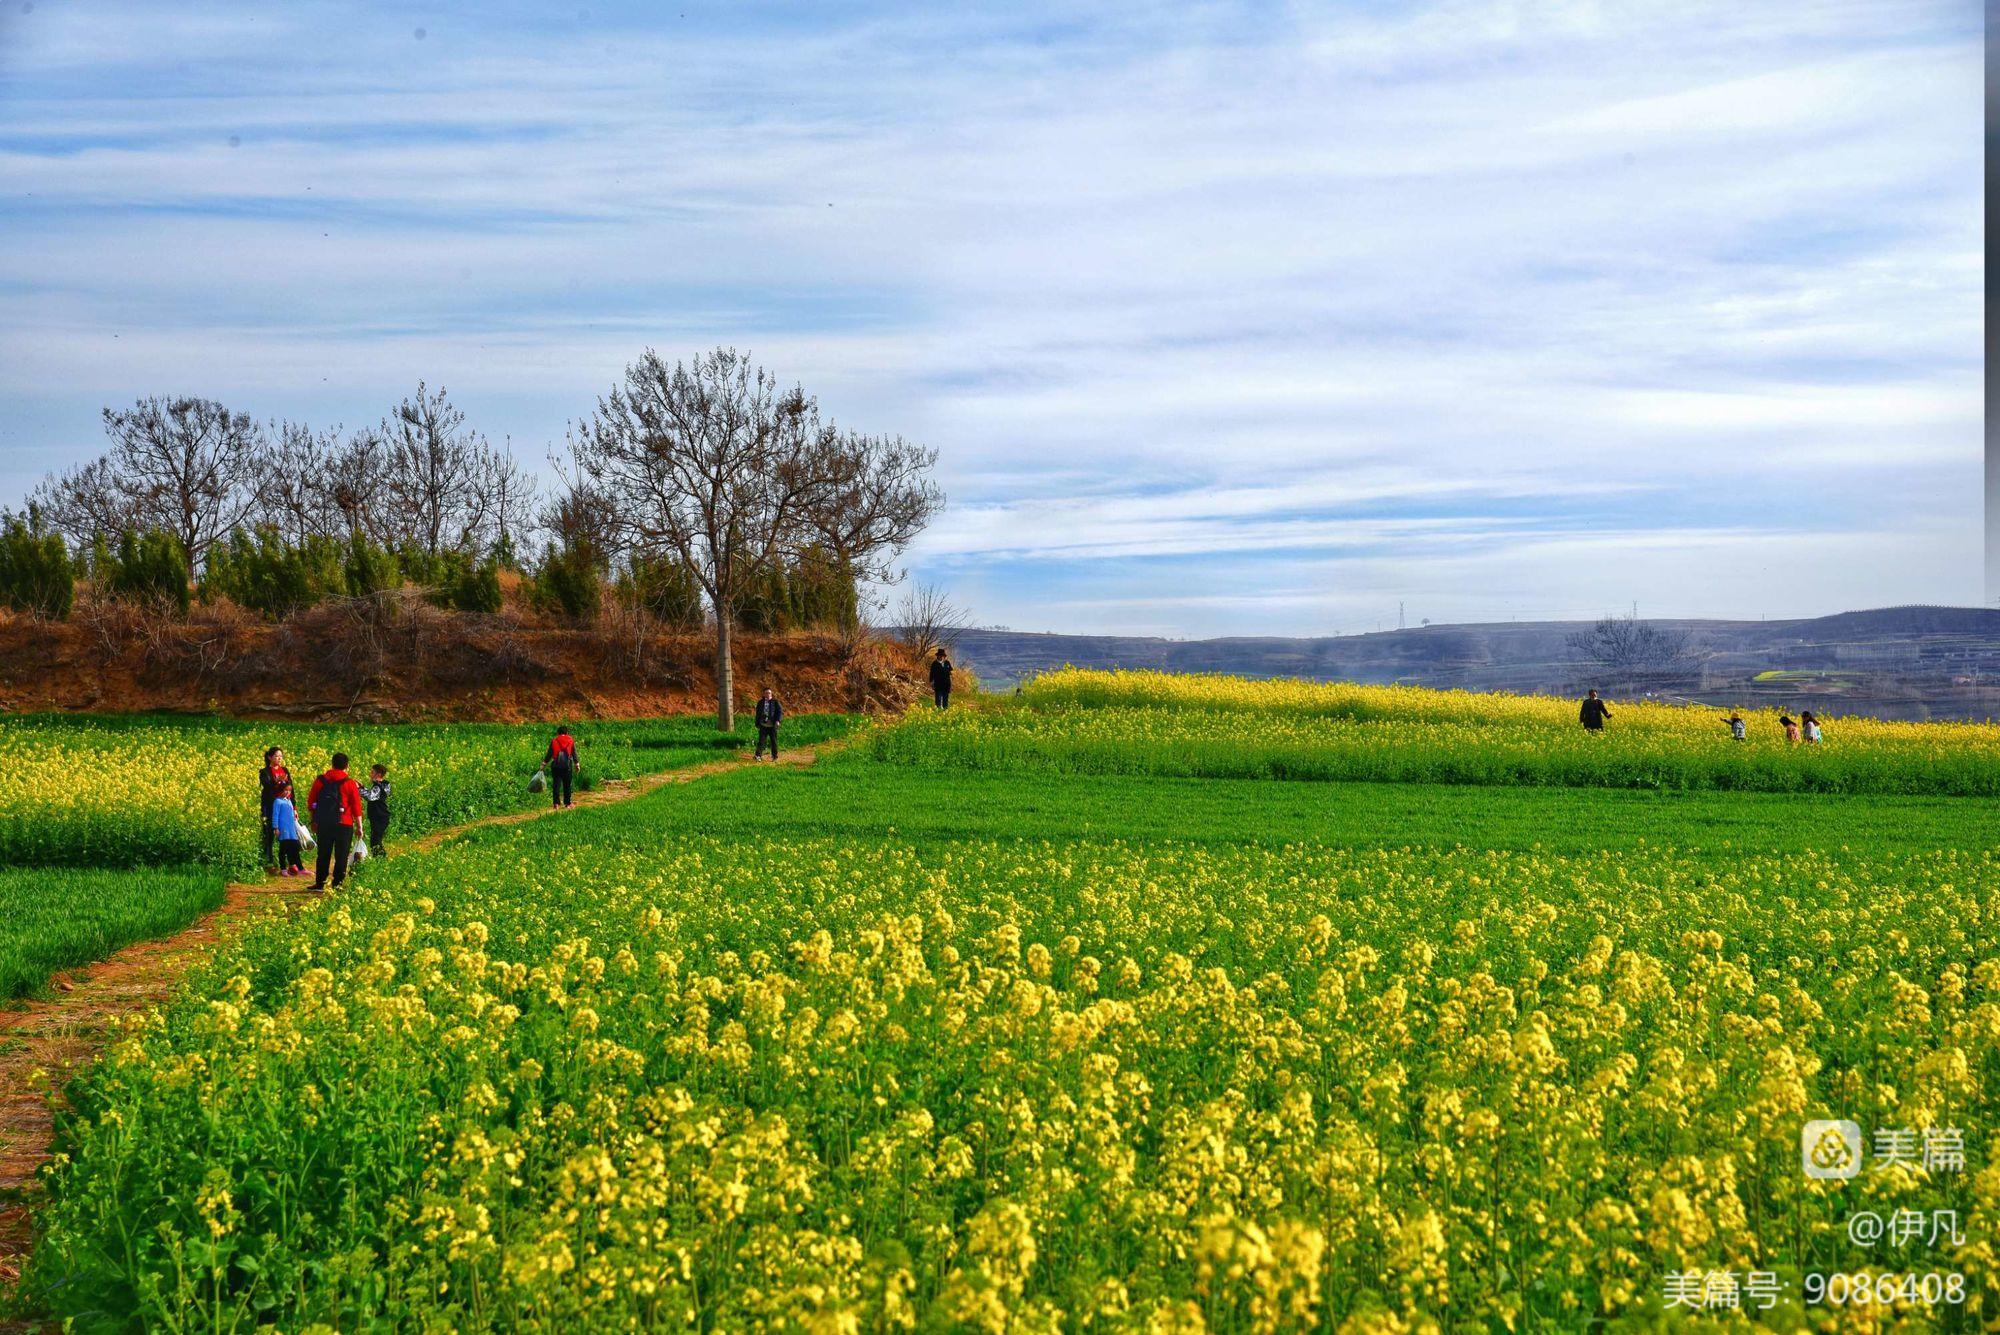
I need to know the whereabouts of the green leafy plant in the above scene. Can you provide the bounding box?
[529,537,603,621]
[199,526,346,619]
[0,510,75,620]
[97,527,190,616]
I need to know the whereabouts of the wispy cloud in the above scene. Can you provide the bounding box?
[0,0,1981,633]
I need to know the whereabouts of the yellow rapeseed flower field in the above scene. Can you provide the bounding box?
[867,669,2000,795]
[17,684,1998,1331]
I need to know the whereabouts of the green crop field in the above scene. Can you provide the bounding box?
[9,674,1999,1330]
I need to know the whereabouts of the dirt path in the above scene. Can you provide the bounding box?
[0,744,824,1289]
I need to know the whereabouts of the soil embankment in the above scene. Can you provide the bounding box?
[0,601,931,721]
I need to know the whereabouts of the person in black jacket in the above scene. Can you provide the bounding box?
[1579,690,1611,732]
[362,764,392,855]
[929,649,954,709]
[259,746,292,873]
[754,688,783,759]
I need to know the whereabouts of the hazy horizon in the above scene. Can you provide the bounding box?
[0,0,1984,636]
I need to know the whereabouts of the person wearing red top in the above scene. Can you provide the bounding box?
[544,726,579,810]
[306,751,364,892]
[259,746,292,872]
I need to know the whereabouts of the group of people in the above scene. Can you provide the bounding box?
[259,659,964,891]
[1771,710,1824,745]
[258,748,391,892]
[1580,691,1826,744]
[261,723,579,895]
[1721,709,1821,742]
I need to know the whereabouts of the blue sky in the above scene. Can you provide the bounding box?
[0,0,1984,635]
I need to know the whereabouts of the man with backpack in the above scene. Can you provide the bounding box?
[305,752,363,892]
[545,726,579,809]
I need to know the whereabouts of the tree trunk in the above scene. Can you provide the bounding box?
[714,602,735,732]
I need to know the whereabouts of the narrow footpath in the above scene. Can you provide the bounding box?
[0,745,823,1288]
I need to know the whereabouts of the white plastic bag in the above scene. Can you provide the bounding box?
[299,825,316,850]
[349,838,370,865]
[529,768,546,794]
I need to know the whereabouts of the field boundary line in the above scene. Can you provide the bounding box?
[0,736,840,1289]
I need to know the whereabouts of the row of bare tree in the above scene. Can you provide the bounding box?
[33,384,537,568]
[25,347,945,729]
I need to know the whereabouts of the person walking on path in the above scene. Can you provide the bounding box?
[1780,713,1800,745]
[545,726,579,810]
[259,747,292,873]
[306,753,362,892]
[1726,713,1747,741]
[754,688,784,760]
[270,783,304,877]
[930,648,955,709]
[362,764,392,855]
[1579,690,1611,732]
[1801,711,1822,744]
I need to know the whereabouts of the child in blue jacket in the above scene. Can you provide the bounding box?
[271,784,304,876]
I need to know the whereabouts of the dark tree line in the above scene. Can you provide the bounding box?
[8,350,945,729]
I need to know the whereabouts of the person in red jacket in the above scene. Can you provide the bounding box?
[306,751,364,892]
[544,726,579,810]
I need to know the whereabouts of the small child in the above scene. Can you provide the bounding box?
[362,764,392,856]
[1726,713,1746,741]
[271,783,304,876]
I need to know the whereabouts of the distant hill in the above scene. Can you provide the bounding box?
[947,605,2000,722]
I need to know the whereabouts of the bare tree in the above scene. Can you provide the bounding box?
[804,431,943,607]
[564,347,843,731]
[894,582,971,656]
[324,430,391,540]
[536,475,619,564]
[33,456,138,550]
[1566,616,1693,674]
[33,397,264,567]
[253,419,345,545]
[488,441,538,565]
[375,383,504,557]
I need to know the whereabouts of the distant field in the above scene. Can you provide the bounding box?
[21,675,1998,1329]
[870,668,2000,795]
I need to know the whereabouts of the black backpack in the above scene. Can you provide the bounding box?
[311,774,348,827]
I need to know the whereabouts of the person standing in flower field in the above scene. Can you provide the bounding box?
[1801,711,1822,744]
[930,648,955,709]
[361,764,392,855]
[545,726,579,810]
[305,752,362,892]
[1726,713,1747,741]
[270,782,304,877]
[1579,690,1611,732]
[754,688,783,760]
[1780,713,1800,745]
[259,746,292,874]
